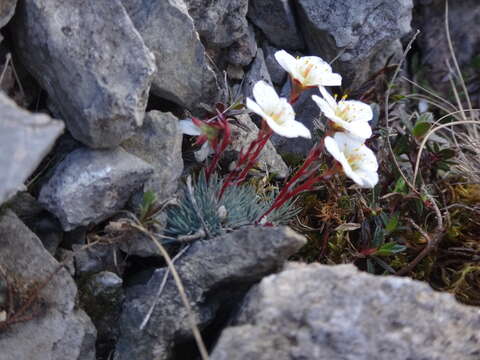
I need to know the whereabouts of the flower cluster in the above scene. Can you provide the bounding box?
[246,80,310,139]
[179,49,379,225]
[248,50,379,190]
[312,88,378,188]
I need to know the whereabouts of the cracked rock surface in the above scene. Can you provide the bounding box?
[114,226,306,360]
[211,263,480,360]
[12,0,156,148]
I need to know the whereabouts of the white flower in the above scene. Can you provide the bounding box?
[246,81,311,139]
[179,119,214,162]
[274,50,342,88]
[312,87,373,140]
[324,132,378,188]
[193,142,214,162]
[179,118,202,136]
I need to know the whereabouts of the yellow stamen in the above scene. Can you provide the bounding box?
[347,154,362,170]
[302,62,314,79]
[270,110,285,125]
[334,103,352,121]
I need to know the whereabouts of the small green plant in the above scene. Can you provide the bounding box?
[165,171,298,239]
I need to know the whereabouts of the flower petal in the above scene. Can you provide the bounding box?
[246,97,270,120]
[318,86,338,108]
[355,169,379,188]
[301,58,338,87]
[325,136,343,163]
[252,81,279,112]
[342,163,365,186]
[342,120,372,140]
[194,142,214,162]
[356,144,379,172]
[274,50,299,78]
[312,94,337,120]
[179,119,201,136]
[325,136,359,181]
[263,115,301,138]
[333,132,364,152]
[276,98,296,121]
[317,72,342,86]
[263,115,291,138]
[284,120,312,139]
[342,100,373,122]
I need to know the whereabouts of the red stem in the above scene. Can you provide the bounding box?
[257,153,338,224]
[234,130,272,184]
[218,126,272,199]
[267,141,324,209]
[205,114,232,181]
[289,79,304,104]
[258,173,325,223]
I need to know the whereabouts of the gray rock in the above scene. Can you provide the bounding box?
[38,147,153,231]
[80,271,124,360]
[227,24,258,66]
[121,111,182,257]
[63,226,88,249]
[114,226,306,360]
[262,43,287,86]
[227,64,245,80]
[0,210,96,360]
[0,92,64,205]
[211,262,480,360]
[184,0,249,48]
[8,191,44,221]
[122,111,183,205]
[57,248,76,277]
[0,46,14,96]
[228,114,289,178]
[12,0,156,148]
[0,0,16,29]
[27,216,63,255]
[9,192,64,255]
[248,0,304,50]
[370,39,404,74]
[296,0,413,87]
[117,212,167,258]
[0,273,7,310]
[413,0,480,90]
[73,243,123,278]
[243,48,273,99]
[122,0,219,112]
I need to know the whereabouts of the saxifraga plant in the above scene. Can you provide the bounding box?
[165,171,299,239]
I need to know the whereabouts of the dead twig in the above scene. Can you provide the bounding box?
[139,244,191,330]
[109,214,209,360]
[0,263,65,332]
[384,30,420,195]
[128,222,209,360]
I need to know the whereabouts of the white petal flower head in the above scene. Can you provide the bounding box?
[324,132,379,188]
[312,87,373,140]
[179,119,214,162]
[246,81,311,139]
[194,142,214,162]
[179,119,202,136]
[274,50,342,88]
